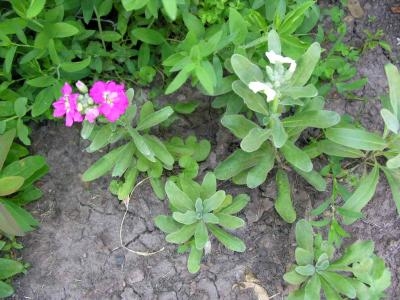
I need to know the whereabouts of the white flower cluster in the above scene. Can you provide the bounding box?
[248,51,297,102]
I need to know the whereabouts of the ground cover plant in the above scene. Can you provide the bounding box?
[0,0,399,298]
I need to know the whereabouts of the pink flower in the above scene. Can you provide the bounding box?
[85,107,100,123]
[89,81,129,122]
[53,83,83,127]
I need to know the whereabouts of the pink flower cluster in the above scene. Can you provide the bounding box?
[53,81,129,127]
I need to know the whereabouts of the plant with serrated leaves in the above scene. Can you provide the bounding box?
[80,87,210,200]
[284,220,391,299]
[155,172,249,273]
[215,30,340,223]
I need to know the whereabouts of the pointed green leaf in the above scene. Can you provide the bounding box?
[131,28,165,45]
[202,213,219,224]
[0,280,14,298]
[283,110,340,128]
[384,63,400,118]
[165,180,195,212]
[0,258,24,280]
[232,80,269,115]
[275,169,296,223]
[216,213,245,229]
[283,269,308,285]
[294,168,326,192]
[319,271,356,299]
[381,167,400,214]
[166,223,197,244]
[283,85,318,99]
[268,29,281,54]
[231,54,263,85]
[290,42,321,86]
[208,224,246,252]
[0,176,24,196]
[221,114,258,139]
[380,108,399,133]
[387,153,400,169]
[203,191,226,212]
[128,129,156,162]
[246,145,275,188]
[326,128,386,151]
[200,172,216,199]
[161,0,177,20]
[341,165,379,225]
[188,244,202,273]
[305,275,321,300]
[240,128,270,152]
[26,0,46,18]
[281,141,313,172]
[220,194,249,214]
[137,106,174,131]
[173,211,197,225]
[317,140,365,158]
[143,135,174,167]
[331,241,374,269]
[194,222,208,250]
[86,125,112,153]
[0,129,15,170]
[165,64,194,94]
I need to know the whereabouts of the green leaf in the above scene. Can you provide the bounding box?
[381,167,400,214]
[325,128,386,151]
[0,280,14,298]
[200,172,216,200]
[305,275,321,300]
[384,63,400,118]
[0,203,24,236]
[14,97,27,118]
[137,107,174,131]
[275,169,296,223]
[121,0,148,11]
[319,271,356,299]
[317,140,365,158]
[4,46,17,76]
[165,64,194,94]
[61,57,91,72]
[341,165,379,225]
[173,211,197,225]
[166,223,197,244]
[278,1,315,35]
[331,241,374,268]
[246,145,275,188]
[240,128,270,152]
[86,125,112,153]
[173,100,199,114]
[117,166,138,201]
[283,110,340,129]
[203,191,226,213]
[16,118,30,145]
[220,114,258,139]
[296,219,313,252]
[32,86,55,117]
[295,264,315,276]
[144,135,174,167]
[220,194,249,214]
[283,85,318,99]
[0,201,38,234]
[281,141,313,172]
[380,108,399,133]
[208,224,246,252]
[188,245,202,273]
[0,129,15,170]
[336,78,368,93]
[290,42,321,86]
[1,155,46,182]
[283,270,308,285]
[320,277,342,300]
[231,54,264,85]
[26,0,46,18]
[194,222,208,250]
[154,215,180,234]
[195,63,215,94]
[82,145,125,181]
[0,176,24,196]
[294,168,326,192]
[128,129,156,162]
[229,8,247,45]
[48,22,79,38]
[165,180,195,212]
[0,258,24,280]
[112,143,135,177]
[202,213,219,224]
[270,115,287,148]
[216,213,245,229]
[295,247,314,265]
[161,0,177,19]
[268,29,281,54]
[26,76,56,87]
[97,31,121,42]
[387,153,400,169]
[131,28,165,45]
[232,80,269,115]
[215,148,265,181]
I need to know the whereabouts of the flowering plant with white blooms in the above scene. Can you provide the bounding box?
[214,30,342,223]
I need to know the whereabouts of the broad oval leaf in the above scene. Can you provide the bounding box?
[26,0,46,18]
[282,84,318,99]
[290,42,321,86]
[220,194,249,215]
[161,0,177,20]
[232,80,269,115]
[384,63,400,118]
[246,145,275,188]
[317,140,365,158]
[380,108,399,133]
[281,141,313,172]
[173,211,197,225]
[203,191,226,213]
[240,128,270,152]
[325,128,386,151]
[216,213,245,229]
[0,258,24,280]
[187,245,202,273]
[221,114,258,139]
[131,28,165,45]
[154,215,180,234]
[386,153,400,169]
[165,180,195,212]
[296,219,314,252]
[283,110,340,129]
[166,223,197,244]
[231,54,263,85]
[0,176,25,196]
[270,115,288,148]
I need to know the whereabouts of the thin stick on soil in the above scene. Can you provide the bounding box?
[116,177,165,256]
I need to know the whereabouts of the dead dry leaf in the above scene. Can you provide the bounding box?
[348,0,364,18]
[391,5,400,14]
[232,271,271,300]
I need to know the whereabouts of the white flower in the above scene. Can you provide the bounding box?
[248,81,277,102]
[265,50,297,74]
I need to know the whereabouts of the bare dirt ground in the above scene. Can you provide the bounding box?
[11,1,400,299]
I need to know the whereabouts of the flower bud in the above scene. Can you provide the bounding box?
[76,81,88,93]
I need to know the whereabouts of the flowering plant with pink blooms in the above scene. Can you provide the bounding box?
[53,80,129,126]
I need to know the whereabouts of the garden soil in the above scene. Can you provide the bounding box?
[11,1,400,299]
